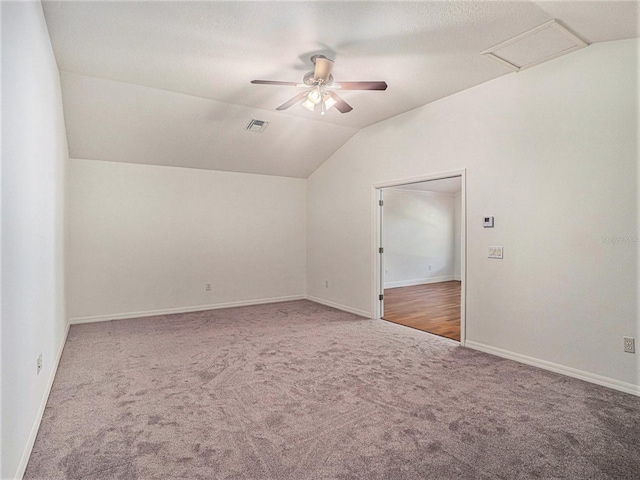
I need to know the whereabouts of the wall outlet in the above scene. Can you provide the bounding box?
[205,283,212,292]
[488,246,504,259]
[624,337,635,353]
[325,280,329,288]
[37,353,43,375]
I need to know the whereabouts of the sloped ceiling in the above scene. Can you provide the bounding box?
[43,1,639,178]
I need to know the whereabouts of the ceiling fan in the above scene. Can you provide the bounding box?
[251,55,387,115]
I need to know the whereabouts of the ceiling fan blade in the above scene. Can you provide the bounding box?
[276,91,310,111]
[313,55,334,82]
[333,81,388,91]
[328,91,353,113]
[251,80,301,86]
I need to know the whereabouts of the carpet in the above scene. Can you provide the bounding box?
[25,300,640,479]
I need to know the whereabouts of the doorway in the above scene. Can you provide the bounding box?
[373,172,465,343]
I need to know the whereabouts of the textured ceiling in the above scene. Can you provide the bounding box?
[42,1,639,178]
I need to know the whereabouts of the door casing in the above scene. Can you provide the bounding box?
[372,169,467,345]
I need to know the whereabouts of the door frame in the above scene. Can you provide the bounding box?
[371,169,467,345]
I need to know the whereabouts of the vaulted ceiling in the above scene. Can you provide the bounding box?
[42,1,639,178]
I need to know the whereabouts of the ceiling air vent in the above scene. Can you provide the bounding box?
[481,19,588,72]
[245,119,269,133]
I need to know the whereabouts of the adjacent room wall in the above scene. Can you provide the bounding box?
[307,39,639,392]
[383,189,456,288]
[67,159,307,322]
[1,2,69,478]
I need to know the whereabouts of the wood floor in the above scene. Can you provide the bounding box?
[382,281,461,341]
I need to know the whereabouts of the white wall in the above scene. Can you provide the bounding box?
[1,2,69,478]
[67,159,306,321]
[383,189,456,288]
[307,39,639,391]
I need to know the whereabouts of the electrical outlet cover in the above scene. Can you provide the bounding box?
[624,337,635,353]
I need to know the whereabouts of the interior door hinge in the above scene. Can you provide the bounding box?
[379,199,384,206]
[379,247,384,254]
[379,294,384,301]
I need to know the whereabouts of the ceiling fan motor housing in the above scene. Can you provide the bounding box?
[303,71,334,86]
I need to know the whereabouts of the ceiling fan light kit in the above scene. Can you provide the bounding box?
[302,87,324,112]
[251,55,387,115]
[323,93,337,110]
[301,96,316,112]
[302,86,336,115]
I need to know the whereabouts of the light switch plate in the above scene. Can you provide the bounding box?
[488,246,503,259]
[483,216,494,228]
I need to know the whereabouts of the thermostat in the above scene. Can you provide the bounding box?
[483,216,494,228]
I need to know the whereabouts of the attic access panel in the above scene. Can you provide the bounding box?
[481,20,588,72]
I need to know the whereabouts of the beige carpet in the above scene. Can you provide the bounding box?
[26,300,640,479]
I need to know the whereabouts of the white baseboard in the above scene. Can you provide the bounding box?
[385,275,454,289]
[15,321,70,479]
[306,295,371,318]
[465,340,640,397]
[69,295,307,324]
